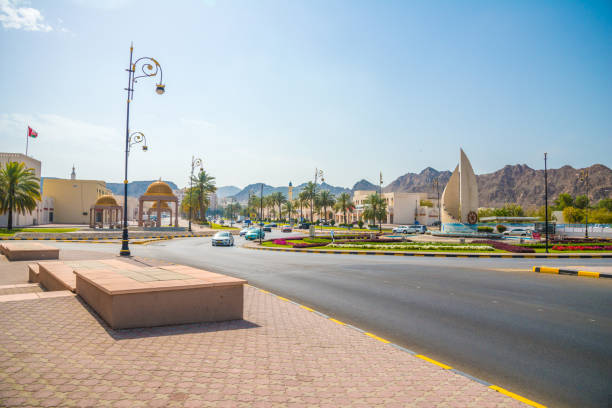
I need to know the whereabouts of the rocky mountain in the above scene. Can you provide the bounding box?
[216,186,241,198]
[384,164,612,208]
[229,182,351,203]
[106,180,178,197]
[476,163,612,208]
[352,179,378,191]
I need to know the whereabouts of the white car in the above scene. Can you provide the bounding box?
[239,227,250,236]
[212,231,234,246]
[392,225,418,234]
[503,228,531,236]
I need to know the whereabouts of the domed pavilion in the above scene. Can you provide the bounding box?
[138,179,179,228]
[90,194,122,229]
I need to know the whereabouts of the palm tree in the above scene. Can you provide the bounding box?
[283,201,294,223]
[270,191,287,222]
[318,190,335,223]
[297,190,309,222]
[363,193,387,225]
[302,182,317,222]
[0,162,41,230]
[191,170,216,222]
[334,192,355,225]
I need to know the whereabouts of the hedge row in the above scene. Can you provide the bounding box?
[472,240,535,253]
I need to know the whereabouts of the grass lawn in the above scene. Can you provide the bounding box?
[532,248,612,253]
[0,228,80,237]
[260,241,506,252]
[210,223,239,230]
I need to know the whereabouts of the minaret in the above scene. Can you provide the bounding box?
[288,181,293,201]
[70,165,76,180]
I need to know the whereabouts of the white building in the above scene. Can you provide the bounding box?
[0,152,54,227]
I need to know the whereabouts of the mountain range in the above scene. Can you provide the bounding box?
[106,180,178,197]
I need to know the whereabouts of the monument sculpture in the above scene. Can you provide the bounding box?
[440,149,479,225]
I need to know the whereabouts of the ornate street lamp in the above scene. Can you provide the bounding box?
[120,43,165,257]
[314,168,324,232]
[188,156,203,232]
[577,169,589,239]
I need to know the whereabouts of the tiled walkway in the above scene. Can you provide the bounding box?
[0,285,526,407]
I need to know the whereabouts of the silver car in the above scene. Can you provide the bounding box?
[212,231,234,246]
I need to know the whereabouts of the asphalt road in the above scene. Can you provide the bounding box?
[50,235,612,408]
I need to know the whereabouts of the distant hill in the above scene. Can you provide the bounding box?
[229,182,352,203]
[216,186,241,198]
[384,164,612,208]
[106,180,178,197]
[352,179,378,191]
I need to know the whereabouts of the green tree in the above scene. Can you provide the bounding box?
[191,170,216,222]
[563,206,584,223]
[554,193,574,210]
[318,190,335,223]
[0,162,41,230]
[597,198,612,211]
[334,192,355,225]
[301,182,317,222]
[297,191,309,222]
[362,193,387,225]
[283,201,295,222]
[590,208,612,223]
[574,195,589,209]
[270,191,287,222]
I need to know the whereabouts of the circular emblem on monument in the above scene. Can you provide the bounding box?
[467,211,478,225]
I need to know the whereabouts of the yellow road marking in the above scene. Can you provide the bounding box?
[329,318,346,325]
[259,289,270,294]
[300,305,314,312]
[364,332,390,343]
[415,354,452,370]
[277,296,290,301]
[489,385,546,408]
[578,270,599,278]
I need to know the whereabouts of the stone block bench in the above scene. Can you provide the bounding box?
[0,242,59,261]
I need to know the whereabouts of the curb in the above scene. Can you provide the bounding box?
[249,284,546,408]
[245,244,612,259]
[533,266,612,279]
[0,234,211,241]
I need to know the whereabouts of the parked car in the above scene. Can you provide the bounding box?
[281,225,292,233]
[503,228,530,236]
[212,231,234,246]
[392,225,418,234]
[263,224,273,232]
[413,225,427,234]
[297,223,310,229]
[267,223,277,227]
[245,228,265,240]
[239,227,250,236]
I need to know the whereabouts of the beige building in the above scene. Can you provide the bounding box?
[349,190,432,225]
[0,152,54,227]
[42,178,111,224]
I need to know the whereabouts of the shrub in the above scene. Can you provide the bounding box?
[330,220,335,226]
[472,240,535,253]
[292,242,328,248]
[552,245,612,251]
[477,226,494,233]
[272,239,287,245]
[496,225,507,233]
[357,220,364,229]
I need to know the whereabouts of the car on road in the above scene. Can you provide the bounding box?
[267,223,277,228]
[239,227,250,236]
[211,231,234,246]
[297,223,310,229]
[503,227,531,236]
[392,225,418,234]
[245,228,265,240]
[263,224,273,232]
[281,225,292,233]
[413,225,427,234]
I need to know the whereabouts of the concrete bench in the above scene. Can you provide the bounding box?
[0,243,59,261]
[75,264,246,329]
[28,264,40,283]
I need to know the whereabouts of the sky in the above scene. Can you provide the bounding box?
[1,0,611,190]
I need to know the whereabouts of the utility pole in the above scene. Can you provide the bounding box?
[433,178,441,229]
[259,183,263,244]
[379,172,383,233]
[544,153,549,253]
[578,169,589,239]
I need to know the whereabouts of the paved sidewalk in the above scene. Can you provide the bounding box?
[0,284,528,407]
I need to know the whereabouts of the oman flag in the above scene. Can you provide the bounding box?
[28,126,38,138]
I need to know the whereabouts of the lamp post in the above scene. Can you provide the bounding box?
[379,171,383,233]
[544,153,549,253]
[314,168,324,232]
[188,156,203,232]
[578,169,589,239]
[120,43,165,257]
[259,184,263,244]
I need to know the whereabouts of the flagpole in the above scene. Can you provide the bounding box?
[26,128,29,156]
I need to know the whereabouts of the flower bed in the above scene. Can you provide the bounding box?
[333,238,406,244]
[552,245,612,251]
[472,240,535,253]
[292,242,329,248]
[327,243,494,251]
[551,238,612,244]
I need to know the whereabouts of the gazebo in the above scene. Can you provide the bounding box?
[90,195,122,229]
[138,180,179,228]
[146,201,173,226]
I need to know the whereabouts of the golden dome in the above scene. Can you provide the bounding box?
[95,195,119,206]
[144,180,175,197]
[151,201,171,210]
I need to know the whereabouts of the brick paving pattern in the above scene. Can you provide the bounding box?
[0,285,43,296]
[0,285,527,407]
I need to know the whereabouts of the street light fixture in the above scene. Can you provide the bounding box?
[577,169,590,239]
[120,43,165,257]
[432,178,441,229]
[314,168,324,232]
[188,156,203,233]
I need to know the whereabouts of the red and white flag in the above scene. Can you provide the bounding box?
[28,126,38,138]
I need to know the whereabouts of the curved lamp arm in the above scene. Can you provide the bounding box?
[128,131,148,153]
[130,57,165,98]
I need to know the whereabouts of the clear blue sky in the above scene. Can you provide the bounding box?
[1,0,611,189]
